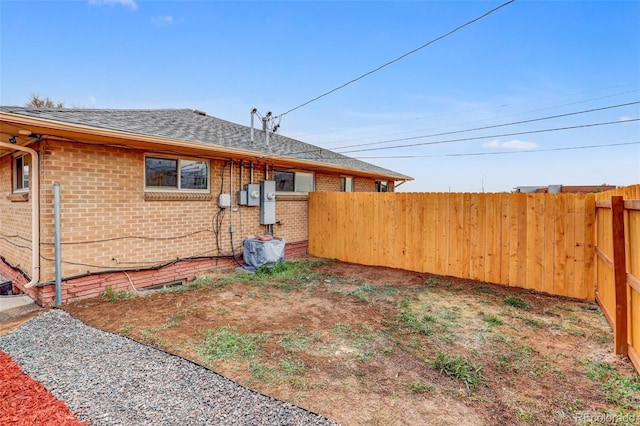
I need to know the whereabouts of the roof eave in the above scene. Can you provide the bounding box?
[0,112,412,182]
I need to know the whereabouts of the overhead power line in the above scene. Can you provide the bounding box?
[286,104,640,157]
[280,119,638,160]
[351,141,640,159]
[301,84,639,143]
[334,100,640,151]
[275,0,516,120]
[337,118,640,154]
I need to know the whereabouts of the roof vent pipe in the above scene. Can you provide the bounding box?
[250,108,257,143]
[263,111,272,147]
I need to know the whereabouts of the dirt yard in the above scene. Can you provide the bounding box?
[62,259,639,426]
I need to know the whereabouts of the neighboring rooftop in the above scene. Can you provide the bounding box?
[0,107,412,181]
[513,184,617,194]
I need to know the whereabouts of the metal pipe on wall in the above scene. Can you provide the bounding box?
[53,182,62,305]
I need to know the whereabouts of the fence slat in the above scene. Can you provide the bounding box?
[564,195,577,298]
[485,193,501,283]
[435,193,449,275]
[574,194,587,299]
[500,194,511,284]
[543,194,556,295]
[423,193,436,273]
[526,194,544,291]
[553,195,567,296]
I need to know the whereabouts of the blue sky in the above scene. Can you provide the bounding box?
[1,0,638,192]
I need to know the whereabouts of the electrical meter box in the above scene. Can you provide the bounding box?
[246,184,260,207]
[259,180,276,225]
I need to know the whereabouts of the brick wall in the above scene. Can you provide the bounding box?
[1,138,390,304]
[315,174,339,192]
[354,177,375,192]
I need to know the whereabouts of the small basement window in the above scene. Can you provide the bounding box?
[141,280,186,292]
[274,171,315,193]
[145,156,209,191]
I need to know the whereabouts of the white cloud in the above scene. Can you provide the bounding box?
[482,139,501,148]
[619,115,640,122]
[151,16,175,26]
[482,139,538,150]
[89,95,97,105]
[88,0,138,10]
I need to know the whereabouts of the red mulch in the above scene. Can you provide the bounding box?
[0,351,89,426]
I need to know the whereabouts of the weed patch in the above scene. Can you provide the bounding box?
[162,309,189,329]
[239,260,331,291]
[139,327,166,347]
[347,284,399,299]
[504,295,530,309]
[395,299,438,335]
[119,324,134,335]
[403,382,434,394]
[279,326,322,353]
[102,286,131,302]
[584,360,640,410]
[196,326,266,362]
[431,352,484,392]
[481,314,504,326]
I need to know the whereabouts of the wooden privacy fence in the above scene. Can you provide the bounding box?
[595,185,640,373]
[309,191,596,300]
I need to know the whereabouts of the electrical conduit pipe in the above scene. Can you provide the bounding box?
[0,142,40,288]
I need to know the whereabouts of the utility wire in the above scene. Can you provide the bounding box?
[282,119,639,160]
[301,85,638,142]
[350,141,640,159]
[339,118,640,154]
[285,101,639,157]
[275,0,516,119]
[333,101,640,151]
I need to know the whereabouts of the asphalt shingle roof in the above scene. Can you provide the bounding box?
[0,107,411,180]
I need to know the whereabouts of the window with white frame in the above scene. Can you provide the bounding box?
[145,156,209,191]
[274,171,315,193]
[13,154,30,192]
[340,176,353,192]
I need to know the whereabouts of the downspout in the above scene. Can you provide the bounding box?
[53,182,62,304]
[0,142,40,288]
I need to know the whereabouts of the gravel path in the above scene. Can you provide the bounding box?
[0,309,340,426]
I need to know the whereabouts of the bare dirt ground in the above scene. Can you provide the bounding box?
[61,259,639,426]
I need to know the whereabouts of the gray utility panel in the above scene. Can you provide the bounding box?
[246,184,260,207]
[259,180,276,225]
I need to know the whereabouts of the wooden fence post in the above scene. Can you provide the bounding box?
[611,196,628,356]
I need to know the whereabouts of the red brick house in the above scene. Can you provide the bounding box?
[0,108,411,305]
